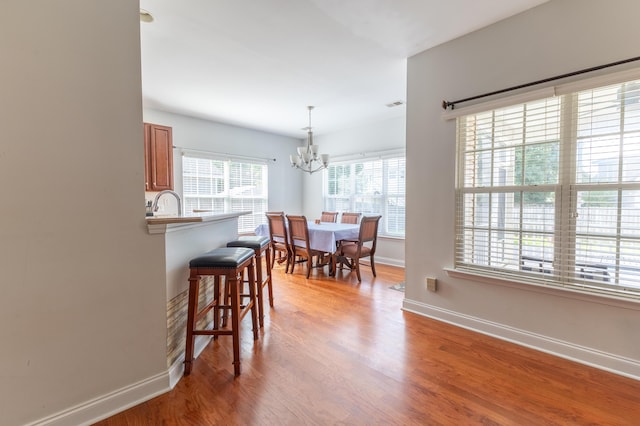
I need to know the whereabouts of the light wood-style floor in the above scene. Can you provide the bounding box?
[96,262,640,425]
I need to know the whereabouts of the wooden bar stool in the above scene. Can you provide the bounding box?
[227,235,273,328]
[184,247,258,377]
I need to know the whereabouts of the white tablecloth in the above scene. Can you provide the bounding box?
[255,221,360,253]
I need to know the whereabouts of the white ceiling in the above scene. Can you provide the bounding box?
[139,0,548,138]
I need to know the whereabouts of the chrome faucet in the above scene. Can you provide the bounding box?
[152,190,182,215]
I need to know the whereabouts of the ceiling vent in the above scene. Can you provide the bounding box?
[385,100,405,108]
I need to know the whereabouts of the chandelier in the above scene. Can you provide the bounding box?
[289,106,329,174]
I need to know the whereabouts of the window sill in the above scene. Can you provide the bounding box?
[444,267,640,310]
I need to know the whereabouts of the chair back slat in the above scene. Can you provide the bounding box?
[340,212,361,224]
[320,211,338,223]
[287,215,310,249]
[266,212,288,241]
[359,215,381,244]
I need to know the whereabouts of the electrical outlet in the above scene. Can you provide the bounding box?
[426,277,438,292]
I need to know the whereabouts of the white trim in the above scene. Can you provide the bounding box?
[26,372,170,426]
[27,334,216,425]
[363,256,405,268]
[402,298,640,381]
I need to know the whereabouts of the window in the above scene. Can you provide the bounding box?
[182,154,268,233]
[324,154,405,237]
[455,75,640,298]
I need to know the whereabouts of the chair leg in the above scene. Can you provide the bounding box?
[285,249,291,274]
[289,249,296,274]
[270,245,276,270]
[265,247,274,307]
[370,255,377,277]
[354,258,362,282]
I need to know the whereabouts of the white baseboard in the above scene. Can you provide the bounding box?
[402,298,640,381]
[27,372,170,426]
[29,335,214,426]
[375,256,404,267]
[359,256,404,267]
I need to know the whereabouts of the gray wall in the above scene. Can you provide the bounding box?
[405,0,640,379]
[143,108,303,216]
[1,1,169,425]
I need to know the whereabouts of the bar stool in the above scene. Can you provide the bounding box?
[227,235,273,328]
[184,247,258,377]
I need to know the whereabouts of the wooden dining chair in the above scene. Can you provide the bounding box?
[340,212,361,224]
[320,211,338,222]
[336,215,382,282]
[286,214,329,278]
[265,212,291,273]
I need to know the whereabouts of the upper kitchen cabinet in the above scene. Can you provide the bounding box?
[144,123,173,191]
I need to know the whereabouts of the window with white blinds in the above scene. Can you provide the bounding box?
[182,154,268,233]
[324,155,405,237]
[455,77,640,298]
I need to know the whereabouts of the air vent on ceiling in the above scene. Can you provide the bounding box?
[385,100,405,108]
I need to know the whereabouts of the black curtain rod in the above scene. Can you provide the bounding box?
[441,55,640,110]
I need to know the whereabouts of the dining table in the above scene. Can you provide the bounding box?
[254,220,360,275]
[255,221,360,252]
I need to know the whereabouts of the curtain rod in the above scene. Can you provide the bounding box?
[441,55,640,110]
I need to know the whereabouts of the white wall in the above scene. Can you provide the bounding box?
[143,109,303,216]
[0,2,169,425]
[405,0,640,379]
[301,116,406,266]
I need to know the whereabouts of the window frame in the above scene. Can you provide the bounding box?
[453,70,640,300]
[323,152,405,238]
[181,152,268,234]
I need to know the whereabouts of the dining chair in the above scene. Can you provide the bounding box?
[336,215,382,282]
[320,211,338,223]
[265,212,291,273]
[340,212,361,224]
[286,214,329,278]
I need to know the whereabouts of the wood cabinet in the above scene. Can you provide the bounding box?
[144,123,173,191]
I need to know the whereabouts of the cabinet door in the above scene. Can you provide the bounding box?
[143,123,151,191]
[147,123,173,191]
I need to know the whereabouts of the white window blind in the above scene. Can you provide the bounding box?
[182,154,268,233]
[455,77,640,298]
[324,155,405,237]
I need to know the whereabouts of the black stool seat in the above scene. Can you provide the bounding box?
[189,247,254,268]
[227,235,270,250]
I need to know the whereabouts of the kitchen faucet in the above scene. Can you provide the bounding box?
[152,190,182,215]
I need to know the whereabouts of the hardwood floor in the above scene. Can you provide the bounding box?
[96,262,640,425]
